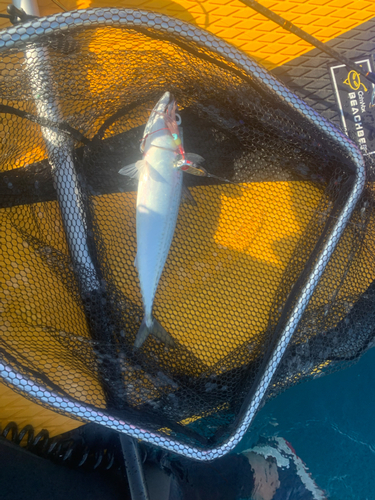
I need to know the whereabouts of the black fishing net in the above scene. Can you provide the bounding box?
[0,9,373,456]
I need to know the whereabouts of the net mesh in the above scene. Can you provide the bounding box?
[0,10,373,450]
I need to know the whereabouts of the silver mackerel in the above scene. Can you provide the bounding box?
[119,92,184,348]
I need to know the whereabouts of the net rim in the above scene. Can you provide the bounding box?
[0,8,367,460]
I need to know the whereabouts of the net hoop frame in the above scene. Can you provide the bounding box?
[0,8,366,460]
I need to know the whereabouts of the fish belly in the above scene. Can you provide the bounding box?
[136,154,183,323]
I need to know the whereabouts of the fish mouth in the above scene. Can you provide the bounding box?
[149,91,178,118]
[167,92,174,105]
[151,91,172,116]
[165,95,180,127]
[166,94,177,113]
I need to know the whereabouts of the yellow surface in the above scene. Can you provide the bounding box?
[0,201,106,437]
[0,203,106,405]
[93,181,375,367]
[24,0,375,70]
[0,381,81,438]
[2,177,372,433]
[1,0,374,67]
[0,0,374,435]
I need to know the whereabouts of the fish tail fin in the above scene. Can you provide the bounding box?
[134,316,175,349]
[151,317,175,347]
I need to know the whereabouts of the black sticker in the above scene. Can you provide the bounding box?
[330,58,375,156]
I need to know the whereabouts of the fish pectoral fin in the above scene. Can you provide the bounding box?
[118,160,146,179]
[134,317,175,349]
[148,164,167,184]
[184,153,205,166]
[181,185,197,206]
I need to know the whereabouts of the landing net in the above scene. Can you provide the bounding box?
[0,9,371,459]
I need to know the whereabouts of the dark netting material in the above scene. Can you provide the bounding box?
[0,9,371,459]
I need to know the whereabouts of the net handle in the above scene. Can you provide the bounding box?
[18,4,129,409]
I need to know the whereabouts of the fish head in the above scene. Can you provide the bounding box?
[164,97,182,145]
[141,92,183,154]
[141,92,172,153]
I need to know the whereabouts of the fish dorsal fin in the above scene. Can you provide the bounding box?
[118,160,146,179]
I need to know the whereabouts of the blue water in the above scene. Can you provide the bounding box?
[237,348,375,499]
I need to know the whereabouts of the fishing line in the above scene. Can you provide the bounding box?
[204,171,256,187]
[50,0,68,12]
[238,0,375,87]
